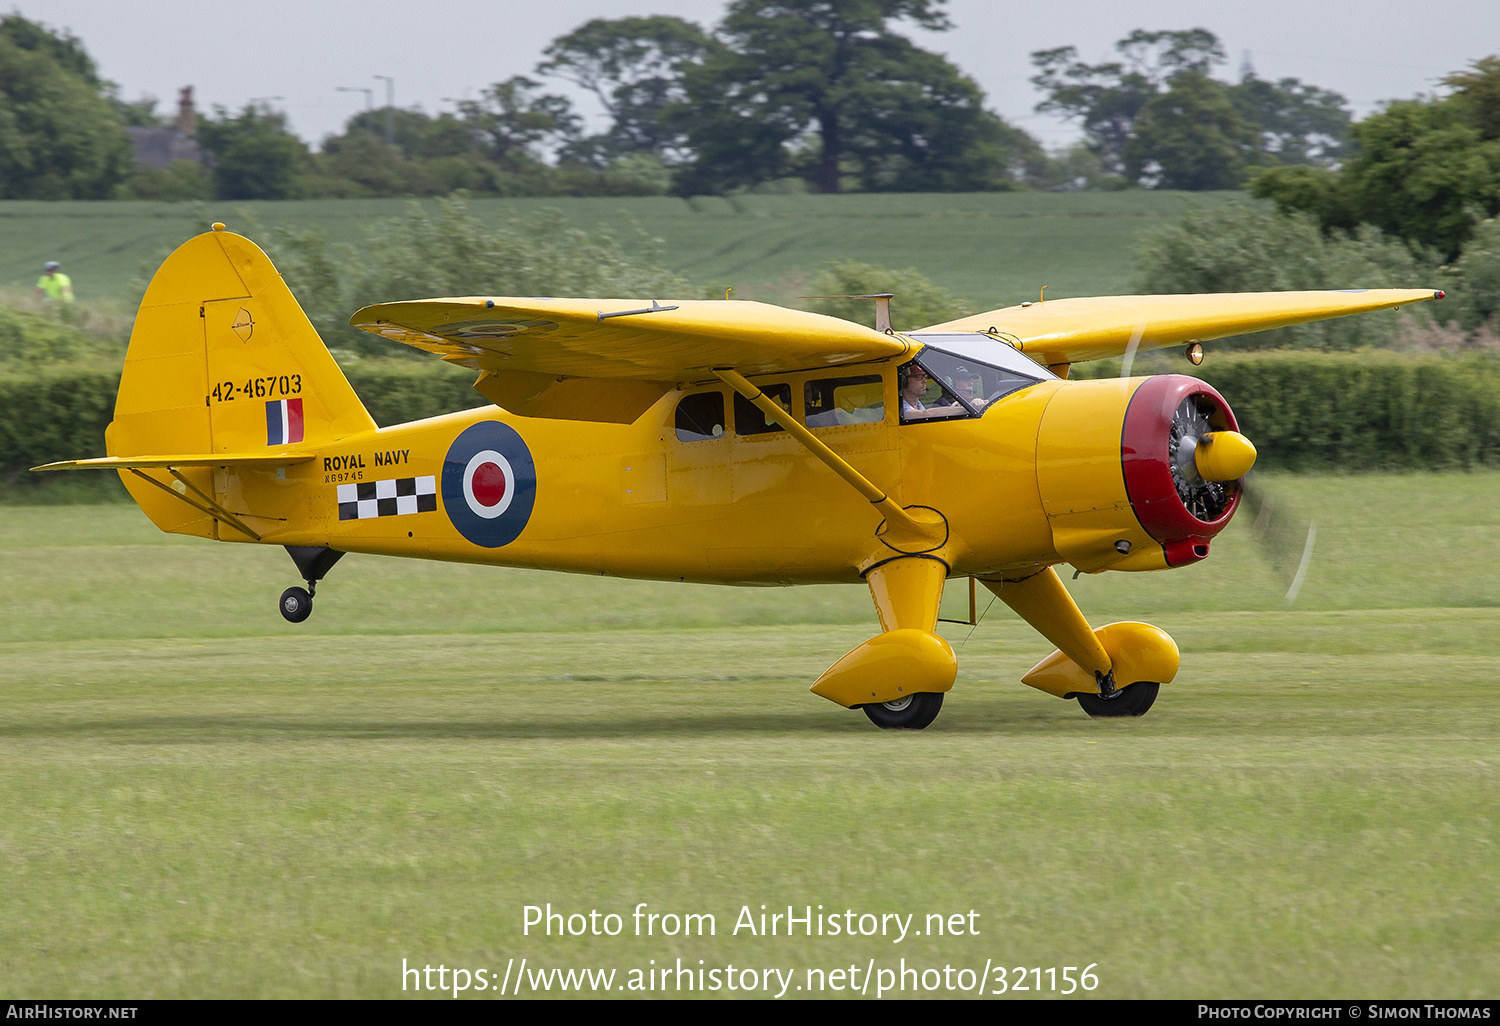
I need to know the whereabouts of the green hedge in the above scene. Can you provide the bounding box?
[0,360,487,501]
[3,353,1498,500]
[1185,352,1500,471]
[0,364,120,493]
[341,360,489,428]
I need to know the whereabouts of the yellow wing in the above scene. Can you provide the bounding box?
[350,297,910,423]
[919,289,1444,367]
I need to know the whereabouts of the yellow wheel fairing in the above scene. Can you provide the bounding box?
[1021,621,1180,699]
[810,629,958,708]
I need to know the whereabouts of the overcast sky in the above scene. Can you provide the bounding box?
[15,0,1499,149]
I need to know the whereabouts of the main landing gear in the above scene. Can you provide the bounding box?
[861,692,944,730]
[1076,681,1160,718]
[278,546,345,624]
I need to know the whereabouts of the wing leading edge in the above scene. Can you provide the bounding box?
[350,297,911,424]
[918,289,1444,367]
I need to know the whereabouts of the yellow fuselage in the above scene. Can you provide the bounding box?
[133,367,1145,588]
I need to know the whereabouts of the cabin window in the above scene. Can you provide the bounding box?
[804,375,884,427]
[733,383,792,435]
[675,391,725,442]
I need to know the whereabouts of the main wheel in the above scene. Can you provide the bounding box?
[861,692,944,730]
[279,586,312,623]
[1077,681,1159,718]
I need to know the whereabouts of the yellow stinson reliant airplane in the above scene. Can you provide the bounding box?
[37,224,1443,729]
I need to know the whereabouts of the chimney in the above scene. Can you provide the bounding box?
[177,86,197,135]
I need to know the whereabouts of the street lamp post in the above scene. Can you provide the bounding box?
[336,86,373,111]
[373,75,394,146]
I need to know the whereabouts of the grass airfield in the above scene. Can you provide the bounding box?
[1,473,1496,999]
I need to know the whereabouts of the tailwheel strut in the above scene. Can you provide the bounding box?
[279,546,345,624]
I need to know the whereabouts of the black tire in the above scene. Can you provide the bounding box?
[861,692,944,730]
[1077,681,1159,718]
[279,586,312,623]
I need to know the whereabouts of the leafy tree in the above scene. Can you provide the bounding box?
[118,159,211,201]
[1251,57,1500,257]
[672,0,1022,195]
[455,76,580,166]
[333,108,475,160]
[1030,29,1225,177]
[1247,163,1357,232]
[1135,204,1437,349]
[1031,142,1119,192]
[1125,71,1261,190]
[1443,56,1500,141]
[539,16,714,160]
[196,105,307,200]
[0,14,133,198]
[1032,28,1350,189]
[313,129,442,197]
[1450,218,1500,329]
[1227,75,1349,166]
[1342,100,1500,259]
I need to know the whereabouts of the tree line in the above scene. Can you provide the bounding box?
[3,3,1446,203]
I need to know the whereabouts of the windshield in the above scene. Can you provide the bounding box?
[898,334,1051,423]
[909,334,1056,381]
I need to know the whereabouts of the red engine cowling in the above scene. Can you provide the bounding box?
[1121,375,1242,568]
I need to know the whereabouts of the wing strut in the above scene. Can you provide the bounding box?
[127,468,263,541]
[712,368,943,547]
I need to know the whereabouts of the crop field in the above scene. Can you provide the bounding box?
[0,191,1242,312]
[1,472,1496,999]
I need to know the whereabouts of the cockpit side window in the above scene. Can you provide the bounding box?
[898,360,970,423]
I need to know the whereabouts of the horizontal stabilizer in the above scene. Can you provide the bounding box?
[919,289,1444,366]
[33,453,315,472]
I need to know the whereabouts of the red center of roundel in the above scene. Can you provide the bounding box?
[470,462,507,507]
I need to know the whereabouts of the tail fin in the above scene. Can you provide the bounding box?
[111,226,375,458]
[109,226,375,537]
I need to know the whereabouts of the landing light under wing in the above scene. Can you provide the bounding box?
[920,289,1444,367]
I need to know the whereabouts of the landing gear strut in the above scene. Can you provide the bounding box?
[279,546,345,623]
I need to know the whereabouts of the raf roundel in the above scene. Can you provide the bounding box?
[441,421,536,547]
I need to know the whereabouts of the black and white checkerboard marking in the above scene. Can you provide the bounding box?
[337,476,438,521]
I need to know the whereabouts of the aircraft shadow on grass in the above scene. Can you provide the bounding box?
[2,706,1076,741]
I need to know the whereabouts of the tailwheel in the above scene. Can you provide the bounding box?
[1076,681,1160,718]
[861,692,944,730]
[279,586,313,623]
